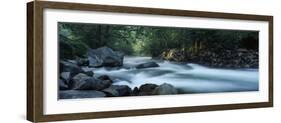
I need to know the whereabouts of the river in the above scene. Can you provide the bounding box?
[84,56,259,94]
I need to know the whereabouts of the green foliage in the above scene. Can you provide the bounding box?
[59,30,89,59]
[58,22,258,58]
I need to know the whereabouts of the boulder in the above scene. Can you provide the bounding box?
[88,47,124,67]
[102,85,132,97]
[59,79,68,90]
[135,62,160,69]
[71,74,111,90]
[138,83,158,95]
[76,57,89,66]
[84,71,94,77]
[60,72,71,84]
[102,87,119,97]
[152,83,178,95]
[70,73,90,89]
[88,55,103,67]
[66,57,89,66]
[98,75,113,83]
[66,59,78,65]
[59,90,106,99]
[132,87,139,96]
[71,73,89,83]
[60,60,84,77]
[160,49,186,62]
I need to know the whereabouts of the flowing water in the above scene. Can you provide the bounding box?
[84,56,259,93]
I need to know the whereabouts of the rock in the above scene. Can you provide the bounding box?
[131,87,139,96]
[71,73,89,83]
[76,57,89,66]
[98,75,113,83]
[60,72,71,84]
[88,47,124,67]
[152,83,178,95]
[71,74,111,90]
[161,49,186,62]
[138,83,158,95]
[59,90,106,99]
[59,79,68,90]
[102,85,132,97]
[135,62,160,69]
[84,71,94,77]
[159,48,258,69]
[66,59,78,65]
[66,57,89,66]
[70,73,90,89]
[102,87,119,97]
[88,55,103,67]
[60,60,84,77]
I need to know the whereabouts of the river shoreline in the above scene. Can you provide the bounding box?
[59,47,259,99]
[87,56,258,91]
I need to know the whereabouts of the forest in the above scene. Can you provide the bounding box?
[58,22,259,99]
[59,22,258,68]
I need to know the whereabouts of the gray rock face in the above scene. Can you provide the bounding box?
[59,79,68,90]
[88,47,124,67]
[138,83,158,95]
[98,75,113,83]
[76,57,89,66]
[102,85,132,97]
[60,60,84,76]
[66,58,89,66]
[135,62,160,69]
[132,87,139,96]
[71,74,111,90]
[152,83,178,95]
[60,72,71,84]
[71,73,89,83]
[59,90,106,99]
[102,87,119,97]
[84,71,94,77]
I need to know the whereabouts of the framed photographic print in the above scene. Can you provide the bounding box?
[27,0,273,122]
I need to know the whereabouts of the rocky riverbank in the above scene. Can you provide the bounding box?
[59,46,259,99]
[160,48,258,69]
[59,47,178,99]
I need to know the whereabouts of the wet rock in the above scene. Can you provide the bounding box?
[66,57,89,66]
[76,57,89,66]
[60,72,70,82]
[135,62,159,69]
[59,79,68,90]
[60,60,84,77]
[132,87,139,96]
[152,83,178,95]
[138,83,158,96]
[71,73,89,84]
[59,90,106,99]
[160,48,259,69]
[160,49,187,62]
[72,76,111,90]
[98,75,113,83]
[88,46,124,67]
[102,85,132,97]
[84,71,94,77]
[102,87,119,97]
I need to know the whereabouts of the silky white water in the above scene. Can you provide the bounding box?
[84,56,259,93]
